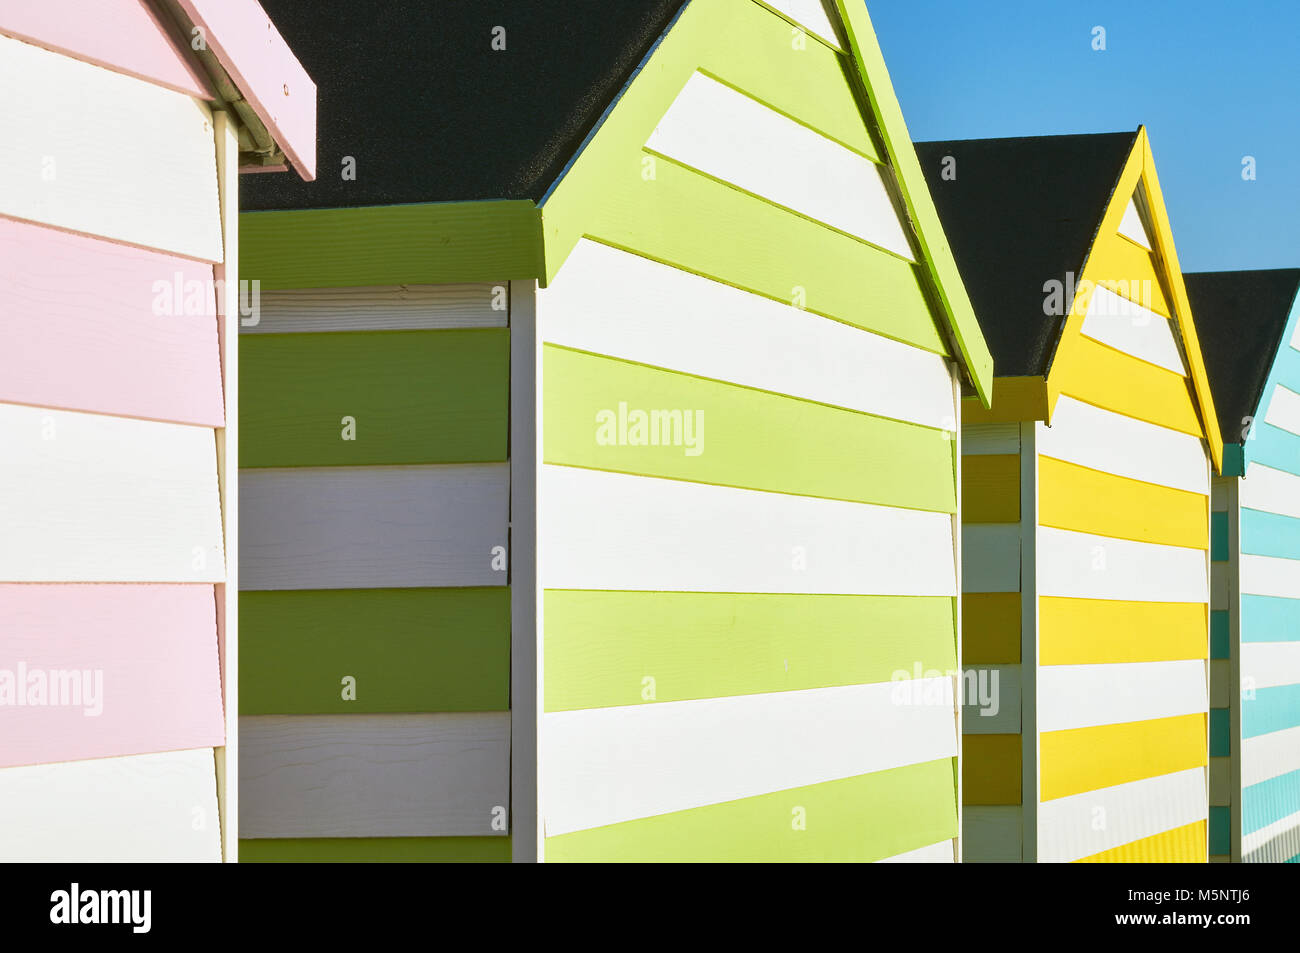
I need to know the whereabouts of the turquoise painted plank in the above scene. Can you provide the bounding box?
[1210,707,1231,756]
[1243,684,1300,739]
[1242,508,1300,560]
[1211,611,1230,659]
[1243,768,1300,835]
[1211,511,1229,562]
[1243,595,1300,642]
[1245,421,1300,475]
[1208,806,1230,855]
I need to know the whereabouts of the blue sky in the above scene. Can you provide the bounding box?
[870,0,1300,272]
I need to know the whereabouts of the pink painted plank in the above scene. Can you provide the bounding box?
[0,216,225,427]
[178,0,317,180]
[0,584,224,769]
[0,0,211,98]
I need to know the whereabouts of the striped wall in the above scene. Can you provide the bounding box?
[236,282,512,862]
[0,29,232,860]
[1237,293,1300,864]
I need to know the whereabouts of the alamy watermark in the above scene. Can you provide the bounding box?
[0,663,103,716]
[151,272,262,326]
[596,402,704,457]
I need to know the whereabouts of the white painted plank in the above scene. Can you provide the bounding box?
[1117,195,1153,250]
[961,524,1020,593]
[0,748,220,862]
[243,284,509,334]
[1081,285,1187,375]
[1243,822,1300,863]
[1243,724,1300,786]
[541,678,957,836]
[539,239,955,430]
[758,0,844,49]
[0,403,223,582]
[963,806,1022,863]
[877,839,953,863]
[539,464,956,596]
[1038,660,1207,732]
[1243,807,1300,855]
[239,713,510,838]
[1038,396,1209,495]
[1263,384,1300,439]
[1242,641,1300,691]
[1038,767,1206,863]
[961,664,1020,734]
[1038,527,1209,602]
[0,33,221,261]
[962,423,1020,456]
[1241,554,1300,599]
[239,463,508,591]
[646,72,913,259]
[1242,463,1300,520]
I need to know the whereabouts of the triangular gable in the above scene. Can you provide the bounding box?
[1117,190,1154,250]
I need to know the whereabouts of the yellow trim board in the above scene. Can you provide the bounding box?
[962,376,1048,424]
[1040,712,1206,801]
[1075,819,1206,863]
[1040,597,1208,665]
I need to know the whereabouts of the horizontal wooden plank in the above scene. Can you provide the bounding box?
[1243,684,1300,738]
[1243,594,1300,641]
[1242,554,1300,599]
[241,329,508,467]
[1040,713,1206,801]
[542,679,957,836]
[1038,766,1206,863]
[543,757,957,862]
[543,345,956,512]
[1242,462,1300,520]
[1039,597,1207,664]
[1243,771,1300,838]
[1038,660,1207,732]
[1080,285,1186,374]
[240,713,510,838]
[1209,756,1230,806]
[0,33,222,260]
[1242,641,1300,691]
[963,805,1021,862]
[758,0,845,49]
[1242,507,1300,560]
[961,524,1019,593]
[962,733,1021,805]
[240,587,509,714]
[0,403,223,582]
[1082,228,1172,317]
[646,72,912,258]
[961,454,1019,523]
[963,592,1020,664]
[962,423,1020,455]
[1038,527,1208,603]
[1243,724,1300,787]
[1050,337,1202,436]
[1263,384,1300,438]
[539,239,955,428]
[1210,658,1230,708]
[961,664,1020,734]
[1039,396,1208,494]
[0,584,222,767]
[544,590,955,712]
[1076,819,1206,863]
[1117,196,1152,250]
[1039,456,1207,549]
[239,464,508,591]
[1242,808,1300,861]
[538,464,957,596]
[238,836,510,863]
[244,284,508,334]
[0,217,223,425]
[0,748,220,861]
[878,839,952,863]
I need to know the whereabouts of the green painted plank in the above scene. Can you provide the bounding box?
[833,0,994,404]
[545,590,956,712]
[241,329,508,467]
[545,757,956,862]
[1211,610,1230,659]
[543,345,957,513]
[1210,511,1229,562]
[240,201,543,289]
[239,837,510,863]
[540,0,948,356]
[240,588,509,714]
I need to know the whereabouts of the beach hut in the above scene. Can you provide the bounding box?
[0,0,314,861]
[1185,268,1300,863]
[236,0,992,862]
[918,130,1223,862]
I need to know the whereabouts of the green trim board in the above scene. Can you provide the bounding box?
[241,329,508,467]
[240,588,509,714]
[239,837,511,863]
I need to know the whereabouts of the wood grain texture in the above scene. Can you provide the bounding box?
[1241,462,1300,520]
[1039,597,1207,665]
[1080,285,1185,374]
[239,464,508,591]
[1040,713,1206,800]
[1076,820,1205,863]
[0,747,220,861]
[244,284,508,334]
[1038,660,1207,732]
[963,423,1020,455]
[0,403,223,582]
[240,329,507,467]
[0,32,222,260]
[1038,527,1208,603]
[239,713,510,838]
[877,839,953,863]
[239,835,510,863]
[239,587,509,714]
[0,217,223,426]
[1049,335,1202,436]
[0,584,222,767]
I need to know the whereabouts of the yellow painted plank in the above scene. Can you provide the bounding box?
[1049,335,1202,436]
[964,593,1020,664]
[1038,456,1208,549]
[1074,819,1206,863]
[961,455,1019,523]
[1039,597,1207,665]
[1079,230,1172,318]
[963,377,1047,424]
[1040,713,1207,801]
[963,733,1021,805]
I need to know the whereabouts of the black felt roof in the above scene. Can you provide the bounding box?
[915,132,1138,378]
[242,0,688,211]
[1184,269,1300,445]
